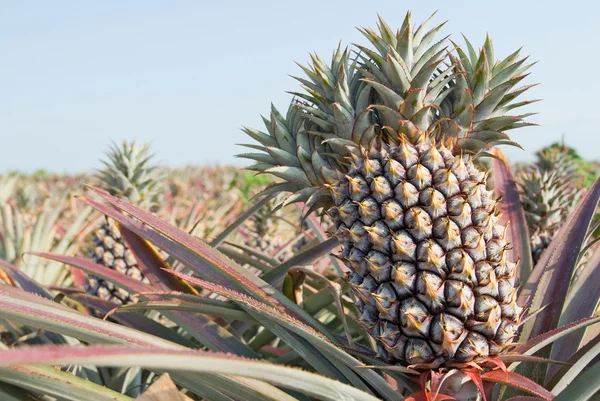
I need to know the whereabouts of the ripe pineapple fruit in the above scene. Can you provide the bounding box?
[85,141,162,305]
[518,148,583,264]
[241,13,535,367]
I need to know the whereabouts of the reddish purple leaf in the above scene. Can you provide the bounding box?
[0,284,176,347]
[513,316,600,356]
[69,293,196,348]
[403,391,456,401]
[78,195,235,290]
[481,370,554,400]
[32,252,255,356]
[464,370,487,401]
[0,259,53,299]
[525,177,600,341]
[545,332,600,390]
[498,354,570,366]
[81,189,325,328]
[162,268,328,340]
[32,252,152,295]
[81,189,283,309]
[491,148,533,282]
[548,245,600,378]
[518,219,568,308]
[71,267,86,287]
[118,224,198,294]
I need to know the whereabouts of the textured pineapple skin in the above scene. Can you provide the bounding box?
[245,206,287,257]
[332,139,522,367]
[85,219,148,305]
[518,151,583,264]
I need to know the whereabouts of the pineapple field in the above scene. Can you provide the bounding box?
[1,10,600,401]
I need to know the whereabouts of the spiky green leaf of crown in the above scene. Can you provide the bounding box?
[239,12,537,212]
[96,140,163,209]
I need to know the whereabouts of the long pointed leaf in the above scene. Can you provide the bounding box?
[513,316,600,356]
[0,365,134,401]
[81,189,282,309]
[263,237,340,285]
[549,331,600,395]
[548,245,600,378]
[525,178,600,341]
[210,194,277,247]
[118,225,198,294]
[163,269,401,401]
[32,253,257,356]
[0,284,181,348]
[554,360,600,401]
[491,149,533,282]
[0,345,382,401]
[481,371,553,400]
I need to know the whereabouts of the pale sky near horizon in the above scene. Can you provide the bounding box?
[0,1,598,173]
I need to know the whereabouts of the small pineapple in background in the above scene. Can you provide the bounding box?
[518,146,584,264]
[241,12,535,367]
[243,194,310,268]
[236,173,301,262]
[237,173,289,257]
[85,140,163,305]
[245,196,288,258]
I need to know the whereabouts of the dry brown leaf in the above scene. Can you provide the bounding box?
[135,373,193,401]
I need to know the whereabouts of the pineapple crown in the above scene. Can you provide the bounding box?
[96,140,163,209]
[239,11,537,213]
[535,146,579,175]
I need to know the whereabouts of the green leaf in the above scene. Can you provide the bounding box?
[210,194,277,247]
[162,269,401,400]
[263,237,340,285]
[554,360,600,401]
[0,345,382,401]
[113,299,257,323]
[549,332,600,395]
[0,381,34,401]
[0,365,133,401]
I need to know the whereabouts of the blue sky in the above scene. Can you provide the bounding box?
[0,1,597,173]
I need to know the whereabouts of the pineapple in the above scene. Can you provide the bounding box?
[240,13,535,367]
[85,141,162,305]
[518,148,583,263]
[245,196,288,258]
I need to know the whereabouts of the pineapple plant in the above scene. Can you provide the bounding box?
[518,147,584,264]
[240,12,536,369]
[244,195,289,258]
[85,140,162,305]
